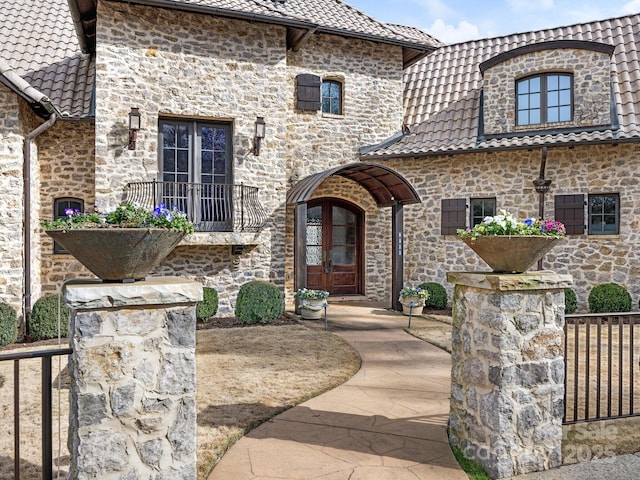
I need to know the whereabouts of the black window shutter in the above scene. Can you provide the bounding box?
[554,194,585,235]
[296,74,321,110]
[441,198,466,235]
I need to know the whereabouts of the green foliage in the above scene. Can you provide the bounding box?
[452,448,491,480]
[418,282,448,309]
[588,283,632,313]
[29,294,69,340]
[235,281,284,325]
[564,288,577,314]
[43,203,194,233]
[197,287,219,322]
[0,302,17,347]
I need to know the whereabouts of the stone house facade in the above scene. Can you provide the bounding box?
[2,0,640,324]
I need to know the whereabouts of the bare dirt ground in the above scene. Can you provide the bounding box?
[0,318,360,480]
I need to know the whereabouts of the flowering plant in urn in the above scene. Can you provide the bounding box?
[294,288,328,320]
[457,210,565,273]
[44,203,194,281]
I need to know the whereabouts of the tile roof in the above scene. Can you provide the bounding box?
[0,0,94,118]
[362,14,640,158]
[115,0,440,49]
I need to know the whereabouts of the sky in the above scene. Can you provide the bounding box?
[346,0,640,44]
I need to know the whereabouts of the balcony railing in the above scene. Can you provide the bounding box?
[125,181,268,233]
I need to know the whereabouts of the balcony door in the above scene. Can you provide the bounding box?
[306,199,363,295]
[159,119,233,231]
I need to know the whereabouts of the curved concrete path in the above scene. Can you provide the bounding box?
[209,304,467,480]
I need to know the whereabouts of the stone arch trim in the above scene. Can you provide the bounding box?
[286,162,421,207]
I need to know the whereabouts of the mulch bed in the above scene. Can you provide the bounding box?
[196,315,299,329]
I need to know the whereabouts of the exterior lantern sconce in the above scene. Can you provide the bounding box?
[128,107,141,150]
[253,116,266,156]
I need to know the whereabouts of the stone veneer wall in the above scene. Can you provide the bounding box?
[447,272,571,478]
[483,47,611,135]
[95,2,288,313]
[38,120,96,294]
[66,278,202,479]
[0,85,26,314]
[380,142,640,312]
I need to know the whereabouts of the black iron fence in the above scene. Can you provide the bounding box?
[564,313,640,424]
[0,347,72,480]
[125,181,268,233]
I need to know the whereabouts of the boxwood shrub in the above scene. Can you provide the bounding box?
[588,283,631,313]
[29,294,69,340]
[197,287,219,322]
[235,281,284,324]
[418,282,448,309]
[564,288,577,314]
[0,302,17,347]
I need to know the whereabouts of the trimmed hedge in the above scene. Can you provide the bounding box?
[29,294,69,340]
[564,288,577,314]
[196,287,219,322]
[588,283,631,313]
[235,281,284,324]
[0,302,17,347]
[418,282,448,309]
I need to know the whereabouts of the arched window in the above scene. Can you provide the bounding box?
[321,79,343,115]
[516,73,572,126]
[53,197,84,253]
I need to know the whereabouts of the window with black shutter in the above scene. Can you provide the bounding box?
[296,74,321,111]
[441,198,467,235]
[554,194,585,235]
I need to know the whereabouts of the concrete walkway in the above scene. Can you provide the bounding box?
[209,304,467,480]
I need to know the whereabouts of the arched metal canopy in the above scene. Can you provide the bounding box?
[286,162,421,207]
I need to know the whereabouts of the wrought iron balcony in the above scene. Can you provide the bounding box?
[125,181,268,233]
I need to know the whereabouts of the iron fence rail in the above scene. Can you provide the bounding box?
[564,313,640,424]
[125,181,268,233]
[0,347,72,480]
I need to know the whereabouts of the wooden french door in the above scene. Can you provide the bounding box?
[306,199,363,295]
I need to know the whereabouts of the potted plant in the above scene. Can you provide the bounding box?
[43,203,194,282]
[399,286,429,316]
[457,210,565,273]
[294,288,329,320]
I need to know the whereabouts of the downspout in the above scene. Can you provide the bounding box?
[23,112,57,330]
[533,146,552,270]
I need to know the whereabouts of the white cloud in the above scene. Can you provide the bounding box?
[623,0,640,13]
[506,0,554,11]
[426,18,480,44]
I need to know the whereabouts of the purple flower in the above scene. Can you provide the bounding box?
[64,208,75,218]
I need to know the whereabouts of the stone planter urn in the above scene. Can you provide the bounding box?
[46,228,185,282]
[460,235,561,273]
[300,298,326,320]
[399,295,425,316]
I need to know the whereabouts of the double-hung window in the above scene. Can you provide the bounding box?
[470,198,496,226]
[517,73,572,126]
[159,119,233,231]
[588,193,619,235]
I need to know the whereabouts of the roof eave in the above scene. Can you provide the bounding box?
[0,59,59,118]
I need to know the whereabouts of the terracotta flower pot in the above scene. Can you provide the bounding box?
[460,235,561,273]
[46,228,185,281]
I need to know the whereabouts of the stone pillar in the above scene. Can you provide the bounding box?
[65,277,203,479]
[446,271,572,479]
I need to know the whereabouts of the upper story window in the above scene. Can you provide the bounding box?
[517,73,572,126]
[322,80,342,115]
[470,198,496,226]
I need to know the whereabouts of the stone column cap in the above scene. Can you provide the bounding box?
[64,276,203,310]
[446,270,573,291]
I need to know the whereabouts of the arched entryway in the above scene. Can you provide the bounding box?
[306,198,364,295]
[286,162,421,310]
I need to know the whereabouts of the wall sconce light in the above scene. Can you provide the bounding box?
[253,116,266,156]
[128,107,141,150]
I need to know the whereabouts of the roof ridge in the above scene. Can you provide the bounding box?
[440,12,640,49]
